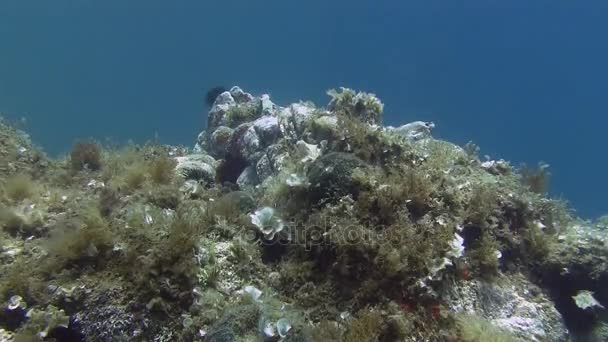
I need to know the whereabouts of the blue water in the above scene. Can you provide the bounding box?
[0,0,606,219]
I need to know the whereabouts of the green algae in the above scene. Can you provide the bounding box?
[0,88,594,341]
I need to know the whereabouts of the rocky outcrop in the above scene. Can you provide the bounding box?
[444,274,569,341]
[194,86,428,192]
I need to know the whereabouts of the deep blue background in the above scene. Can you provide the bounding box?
[0,0,606,218]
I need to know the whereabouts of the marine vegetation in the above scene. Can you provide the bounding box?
[0,86,606,341]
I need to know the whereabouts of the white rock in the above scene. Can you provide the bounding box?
[444,275,568,341]
[295,140,321,163]
[230,86,253,103]
[237,166,259,190]
[253,116,281,146]
[261,94,275,116]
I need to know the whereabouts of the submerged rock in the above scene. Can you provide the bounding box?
[236,165,258,191]
[207,91,237,131]
[209,126,234,158]
[252,116,281,147]
[307,152,367,204]
[1,85,601,341]
[228,123,261,163]
[175,154,217,184]
[444,274,568,341]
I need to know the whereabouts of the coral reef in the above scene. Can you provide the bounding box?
[0,87,605,341]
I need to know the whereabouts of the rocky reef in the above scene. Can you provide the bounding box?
[0,87,607,341]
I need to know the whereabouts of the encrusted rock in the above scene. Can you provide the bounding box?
[230,86,254,103]
[294,140,321,163]
[278,102,317,141]
[228,124,261,163]
[216,191,256,214]
[307,152,367,204]
[255,144,289,182]
[252,116,281,147]
[481,159,511,175]
[535,222,608,336]
[236,166,259,191]
[208,126,234,158]
[174,154,217,184]
[309,115,339,142]
[260,94,275,116]
[444,274,568,341]
[207,91,236,132]
[194,131,208,153]
[327,87,384,125]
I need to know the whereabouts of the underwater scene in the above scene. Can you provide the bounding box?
[1,1,608,342]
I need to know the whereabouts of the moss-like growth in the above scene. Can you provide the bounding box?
[312,320,343,341]
[0,205,44,236]
[122,163,147,191]
[148,155,176,185]
[343,309,384,342]
[0,259,46,305]
[146,183,181,209]
[307,152,368,205]
[229,238,256,265]
[211,191,255,221]
[43,205,113,273]
[99,144,143,182]
[466,184,498,226]
[467,233,502,277]
[196,289,226,324]
[0,206,24,235]
[14,305,70,340]
[327,87,384,125]
[98,186,121,217]
[0,88,587,341]
[225,101,261,128]
[521,222,558,261]
[332,113,406,167]
[356,166,436,224]
[70,140,103,171]
[163,202,207,260]
[205,304,261,342]
[455,314,519,342]
[4,174,38,203]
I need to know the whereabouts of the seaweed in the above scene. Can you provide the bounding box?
[0,86,586,341]
[224,102,261,128]
[3,174,38,203]
[343,309,384,342]
[121,162,147,192]
[42,205,113,273]
[466,184,498,226]
[521,162,550,194]
[455,314,519,342]
[467,233,502,277]
[70,140,103,172]
[148,154,177,185]
[327,87,384,125]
